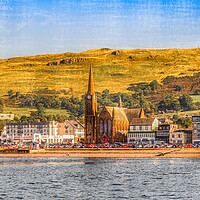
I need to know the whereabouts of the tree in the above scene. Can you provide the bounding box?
[102,89,109,99]
[171,99,181,111]
[173,114,178,120]
[0,99,4,113]
[8,90,14,96]
[40,117,48,122]
[158,100,167,111]
[15,91,20,98]
[149,80,161,90]
[20,115,29,123]
[173,117,192,128]
[175,85,183,91]
[36,103,45,118]
[178,94,194,111]
[47,114,54,121]
[195,88,200,95]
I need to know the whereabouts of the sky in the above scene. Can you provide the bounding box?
[0,0,200,58]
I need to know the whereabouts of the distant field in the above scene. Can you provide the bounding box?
[0,48,200,97]
[3,107,70,117]
[191,95,200,103]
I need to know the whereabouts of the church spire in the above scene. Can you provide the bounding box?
[119,96,123,108]
[87,65,94,94]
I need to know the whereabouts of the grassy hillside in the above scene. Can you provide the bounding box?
[3,106,70,118]
[191,95,200,103]
[0,48,200,97]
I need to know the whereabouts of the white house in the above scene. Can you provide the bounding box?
[127,118,158,144]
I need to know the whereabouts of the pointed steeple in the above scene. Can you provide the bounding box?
[87,65,94,94]
[139,108,145,118]
[119,96,123,108]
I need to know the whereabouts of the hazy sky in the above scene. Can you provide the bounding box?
[0,0,200,58]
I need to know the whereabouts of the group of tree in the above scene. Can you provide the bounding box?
[3,82,199,123]
[127,80,162,96]
[158,94,196,112]
[173,116,192,128]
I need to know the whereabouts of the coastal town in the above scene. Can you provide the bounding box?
[0,66,199,154]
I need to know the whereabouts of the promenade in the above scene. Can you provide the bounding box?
[1,148,200,158]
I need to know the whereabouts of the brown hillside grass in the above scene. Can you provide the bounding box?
[0,48,200,97]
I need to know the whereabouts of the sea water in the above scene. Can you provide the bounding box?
[0,157,199,199]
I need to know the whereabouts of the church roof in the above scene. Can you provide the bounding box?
[130,118,156,125]
[124,108,144,122]
[100,106,145,122]
[105,106,128,122]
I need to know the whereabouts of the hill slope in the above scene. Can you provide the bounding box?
[0,48,200,97]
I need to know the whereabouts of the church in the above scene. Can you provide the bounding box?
[84,66,145,144]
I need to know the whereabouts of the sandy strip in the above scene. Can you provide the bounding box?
[1,148,200,158]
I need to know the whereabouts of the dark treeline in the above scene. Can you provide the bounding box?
[1,81,199,124]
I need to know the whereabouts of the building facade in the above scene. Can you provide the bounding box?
[192,115,200,144]
[58,120,84,144]
[155,124,176,143]
[170,129,192,145]
[2,121,62,144]
[0,114,14,121]
[127,118,158,144]
[96,105,145,144]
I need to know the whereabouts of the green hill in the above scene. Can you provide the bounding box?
[0,48,200,97]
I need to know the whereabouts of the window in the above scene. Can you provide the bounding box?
[178,134,181,138]
[104,120,107,133]
[193,117,199,122]
[177,140,182,144]
[100,120,103,135]
[133,126,136,130]
[108,120,111,135]
[145,126,148,130]
[139,126,142,130]
[194,124,197,129]
[172,134,175,138]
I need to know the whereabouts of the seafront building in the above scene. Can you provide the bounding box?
[169,129,192,145]
[155,124,176,143]
[127,118,158,144]
[192,115,200,145]
[58,120,84,144]
[1,121,62,144]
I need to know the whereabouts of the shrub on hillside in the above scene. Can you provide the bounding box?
[175,85,183,91]
[195,88,200,95]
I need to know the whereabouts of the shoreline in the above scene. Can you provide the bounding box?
[1,148,200,158]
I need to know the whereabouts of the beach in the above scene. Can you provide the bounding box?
[1,148,200,158]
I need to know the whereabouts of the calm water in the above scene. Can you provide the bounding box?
[0,157,199,200]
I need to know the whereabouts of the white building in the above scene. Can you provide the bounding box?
[1,121,62,144]
[127,118,158,144]
[0,114,14,120]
